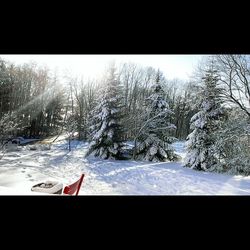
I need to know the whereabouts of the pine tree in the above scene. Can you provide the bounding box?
[135,70,177,162]
[185,68,224,171]
[86,66,125,159]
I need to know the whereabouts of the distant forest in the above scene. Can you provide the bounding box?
[0,59,195,140]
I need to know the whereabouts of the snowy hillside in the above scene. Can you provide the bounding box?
[1,139,250,195]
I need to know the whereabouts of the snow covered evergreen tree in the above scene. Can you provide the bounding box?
[86,66,125,159]
[185,68,224,171]
[135,70,177,162]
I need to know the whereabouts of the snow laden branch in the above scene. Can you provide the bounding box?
[132,110,176,144]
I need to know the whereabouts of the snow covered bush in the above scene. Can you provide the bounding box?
[0,113,19,144]
[0,113,21,158]
[212,108,250,175]
[40,144,51,150]
[4,141,19,152]
[29,145,37,150]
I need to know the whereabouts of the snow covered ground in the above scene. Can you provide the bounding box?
[1,138,250,195]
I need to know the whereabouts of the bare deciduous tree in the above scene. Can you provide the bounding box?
[215,55,250,117]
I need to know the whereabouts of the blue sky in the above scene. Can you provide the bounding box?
[0,55,206,81]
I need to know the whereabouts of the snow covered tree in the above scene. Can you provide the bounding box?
[0,113,21,159]
[213,108,250,175]
[86,66,125,159]
[135,70,177,162]
[185,68,224,171]
[0,113,17,144]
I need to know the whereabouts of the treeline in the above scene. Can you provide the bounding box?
[0,58,196,143]
[0,60,65,138]
[65,63,197,143]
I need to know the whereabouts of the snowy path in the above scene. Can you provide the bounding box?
[1,140,250,195]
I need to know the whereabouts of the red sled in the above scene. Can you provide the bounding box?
[63,174,85,195]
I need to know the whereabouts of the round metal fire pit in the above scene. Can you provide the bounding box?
[31,181,63,194]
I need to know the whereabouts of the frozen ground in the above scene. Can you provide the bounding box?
[1,138,250,195]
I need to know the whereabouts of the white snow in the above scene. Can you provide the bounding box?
[1,138,250,195]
